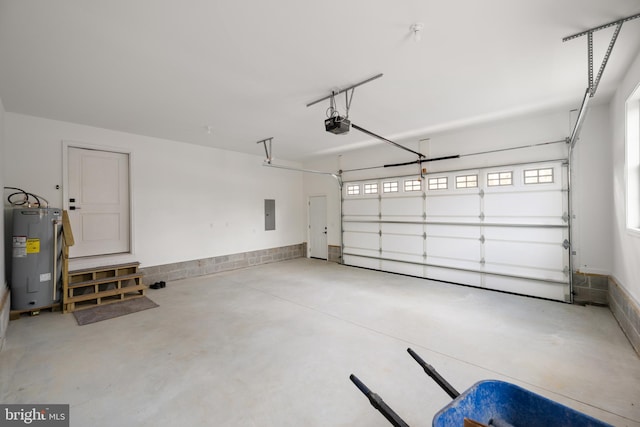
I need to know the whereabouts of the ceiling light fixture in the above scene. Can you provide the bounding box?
[410,23,424,42]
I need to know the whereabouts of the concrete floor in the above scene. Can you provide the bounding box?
[1,258,639,427]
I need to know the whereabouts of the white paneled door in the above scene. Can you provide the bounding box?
[342,161,571,301]
[309,195,328,259]
[67,147,130,258]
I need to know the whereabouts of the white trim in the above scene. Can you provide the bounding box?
[62,140,135,262]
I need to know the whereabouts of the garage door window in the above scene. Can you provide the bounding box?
[383,181,399,193]
[404,179,422,192]
[364,183,378,194]
[346,184,360,196]
[456,174,478,188]
[524,168,554,184]
[428,177,448,190]
[487,171,513,186]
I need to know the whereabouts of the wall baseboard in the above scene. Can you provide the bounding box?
[328,245,342,263]
[608,277,640,357]
[141,243,306,286]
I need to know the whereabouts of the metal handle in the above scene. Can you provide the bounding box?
[407,348,460,399]
[349,374,410,427]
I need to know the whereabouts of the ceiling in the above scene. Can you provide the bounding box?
[1,1,640,162]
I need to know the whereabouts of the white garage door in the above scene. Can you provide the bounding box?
[342,161,571,302]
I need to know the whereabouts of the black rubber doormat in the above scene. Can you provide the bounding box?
[73,297,158,326]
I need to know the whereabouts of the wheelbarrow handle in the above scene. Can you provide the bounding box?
[407,348,460,399]
[349,374,410,427]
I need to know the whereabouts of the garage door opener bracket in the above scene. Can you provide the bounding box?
[563,12,640,148]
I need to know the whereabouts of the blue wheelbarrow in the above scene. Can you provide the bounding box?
[350,348,613,427]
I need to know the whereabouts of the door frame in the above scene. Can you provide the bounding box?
[62,141,135,263]
[308,194,328,260]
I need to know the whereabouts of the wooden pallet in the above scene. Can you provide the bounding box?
[64,262,146,313]
[10,304,61,321]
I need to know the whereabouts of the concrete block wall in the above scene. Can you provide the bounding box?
[328,245,342,263]
[572,272,609,305]
[141,243,306,286]
[609,277,640,356]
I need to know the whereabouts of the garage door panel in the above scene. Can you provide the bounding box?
[381,252,424,264]
[381,196,423,219]
[427,236,481,261]
[342,232,374,248]
[344,254,380,270]
[380,223,422,234]
[484,191,565,221]
[483,264,567,283]
[426,224,481,239]
[343,222,379,233]
[483,226,566,243]
[343,198,379,216]
[426,193,480,219]
[426,256,481,272]
[425,266,483,287]
[343,231,378,250]
[381,260,424,277]
[484,276,568,301]
[484,240,565,271]
[381,234,423,255]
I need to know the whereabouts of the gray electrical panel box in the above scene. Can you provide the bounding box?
[10,208,63,310]
[265,199,275,231]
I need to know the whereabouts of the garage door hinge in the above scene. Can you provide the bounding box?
[379,230,382,236]
[423,212,427,220]
[479,212,485,221]
[480,258,485,265]
[563,239,571,249]
[562,212,570,223]
[423,232,427,240]
[563,266,570,276]
[479,235,485,244]
[479,189,484,198]
[422,193,427,200]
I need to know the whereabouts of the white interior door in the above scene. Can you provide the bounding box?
[309,196,328,259]
[67,147,130,258]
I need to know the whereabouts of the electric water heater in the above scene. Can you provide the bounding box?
[10,208,63,310]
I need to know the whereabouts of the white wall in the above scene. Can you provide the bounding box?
[3,113,305,269]
[611,50,640,304]
[303,106,613,276]
[0,97,5,288]
[571,102,613,274]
